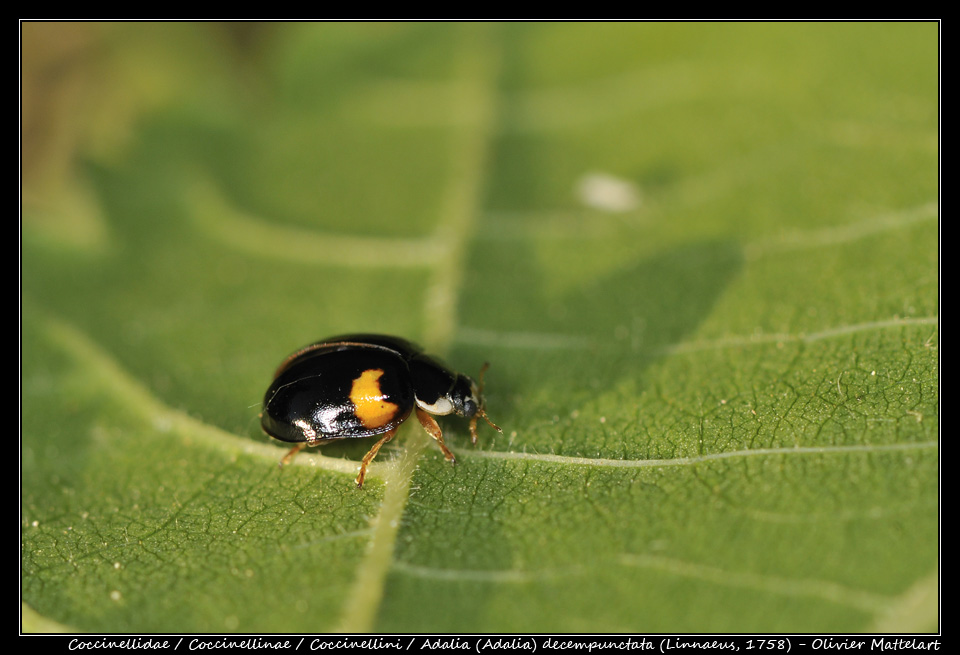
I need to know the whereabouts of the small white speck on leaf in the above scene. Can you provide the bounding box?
[576,172,641,212]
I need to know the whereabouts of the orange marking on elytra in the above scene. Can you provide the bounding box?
[350,369,399,429]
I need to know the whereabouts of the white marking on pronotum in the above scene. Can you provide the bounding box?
[416,397,454,416]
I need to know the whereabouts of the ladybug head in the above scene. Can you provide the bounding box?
[450,374,480,418]
[458,364,502,443]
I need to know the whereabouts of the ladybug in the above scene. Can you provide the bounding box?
[261,334,501,488]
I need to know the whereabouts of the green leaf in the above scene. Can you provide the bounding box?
[22,22,938,633]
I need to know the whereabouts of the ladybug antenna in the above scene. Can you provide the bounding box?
[469,362,502,443]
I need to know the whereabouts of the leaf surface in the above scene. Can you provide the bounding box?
[22,22,938,633]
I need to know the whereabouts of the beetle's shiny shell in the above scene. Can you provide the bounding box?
[261,344,415,444]
[261,334,501,488]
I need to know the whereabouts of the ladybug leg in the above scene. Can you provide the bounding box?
[416,407,456,465]
[280,443,307,468]
[279,420,326,468]
[469,410,502,444]
[356,427,398,489]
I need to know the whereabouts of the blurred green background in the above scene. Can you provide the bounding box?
[21,22,938,633]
